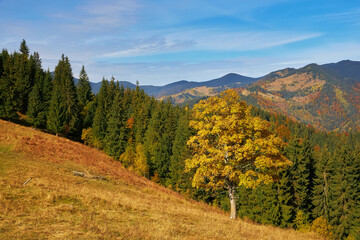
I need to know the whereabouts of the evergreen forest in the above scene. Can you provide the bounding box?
[1,41,359,239]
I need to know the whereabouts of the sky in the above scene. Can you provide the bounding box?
[1,0,360,85]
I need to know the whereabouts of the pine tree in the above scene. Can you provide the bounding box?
[19,39,30,56]
[76,65,93,128]
[27,83,46,128]
[0,50,18,119]
[42,69,53,115]
[167,110,192,190]
[47,88,65,135]
[104,92,127,159]
[15,41,33,113]
[53,55,80,136]
[312,146,331,220]
[328,144,360,239]
[278,169,296,227]
[92,79,109,146]
[286,139,315,219]
[77,65,92,108]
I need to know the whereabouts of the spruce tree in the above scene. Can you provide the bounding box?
[20,39,30,56]
[76,65,93,128]
[77,65,92,107]
[27,83,46,128]
[53,55,80,136]
[14,41,32,113]
[92,79,109,146]
[167,110,192,190]
[286,139,315,219]
[312,146,331,220]
[0,50,18,119]
[47,88,65,135]
[104,92,127,159]
[328,145,360,239]
[278,169,296,227]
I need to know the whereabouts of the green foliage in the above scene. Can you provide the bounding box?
[104,92,127,159]
[27,83,46,128]
[47,88,65,135]
[328,144,360,239]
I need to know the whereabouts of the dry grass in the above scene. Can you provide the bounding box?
[264,73,326,92]
[0,120,322,239]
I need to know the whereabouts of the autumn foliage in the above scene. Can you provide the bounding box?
[186,89,292,219]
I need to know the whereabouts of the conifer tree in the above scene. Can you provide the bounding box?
[92,79,109,146]
[0,50,18,119]
[42,69,53,115]
[15,41,32,113]
[328,145,360,239]
[27,83,46,128]
[76,65,93,128]
[77,65,92,107]
[53,55,80,136]
[105,92,127,159]
[167,110,192,190]
[278,169,296,227]
[20,39,30,56]
[285,139,315,219]
[312,146,331,220]
[47,88,65,135]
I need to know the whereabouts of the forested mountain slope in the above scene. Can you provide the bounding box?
[241,62,360,131]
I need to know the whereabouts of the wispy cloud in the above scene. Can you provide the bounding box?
[51,0,140,32]
[98,30,322,59]
[311,8,360,24]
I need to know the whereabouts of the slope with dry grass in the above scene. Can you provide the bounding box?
[0,120,321,239]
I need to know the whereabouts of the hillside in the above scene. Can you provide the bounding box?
[0,120,321,240]
[240,62,360,132]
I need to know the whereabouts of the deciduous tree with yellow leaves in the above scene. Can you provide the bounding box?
[185,89,292,219]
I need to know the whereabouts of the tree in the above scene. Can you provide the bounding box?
[52,55,80,136]
[312,146,331,220]
[286,138,315,219]
[19,39,30,56]
[77,65,94,128]
[92,79,109,146]
[185,89,291,219]
[47,88,65,135]
[328,145,360,239]
[77,65,92,107]
[27,82,46,128]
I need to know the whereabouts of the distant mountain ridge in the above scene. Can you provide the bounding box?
[88,73,259,97]
[83,60,360,132]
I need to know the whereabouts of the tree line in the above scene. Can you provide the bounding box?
[0,40,359,239]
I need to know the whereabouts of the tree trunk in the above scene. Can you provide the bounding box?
[228,186,237,219]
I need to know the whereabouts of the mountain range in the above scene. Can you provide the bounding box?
[86,60,360,132]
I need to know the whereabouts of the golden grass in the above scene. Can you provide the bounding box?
[264,73,326,92]
[0,120,322,239]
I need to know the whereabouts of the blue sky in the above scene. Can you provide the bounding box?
[1,0,360,85]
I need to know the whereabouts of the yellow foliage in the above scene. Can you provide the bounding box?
[81,127,101,148]
[133,144,149,177]
[185,89,292,190]
[310,216,333,239]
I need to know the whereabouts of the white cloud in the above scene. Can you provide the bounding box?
[96,30,322,59]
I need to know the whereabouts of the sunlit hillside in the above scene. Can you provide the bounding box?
[0,120,321,239]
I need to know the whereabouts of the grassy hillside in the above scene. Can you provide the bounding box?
[0,120,321,240]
